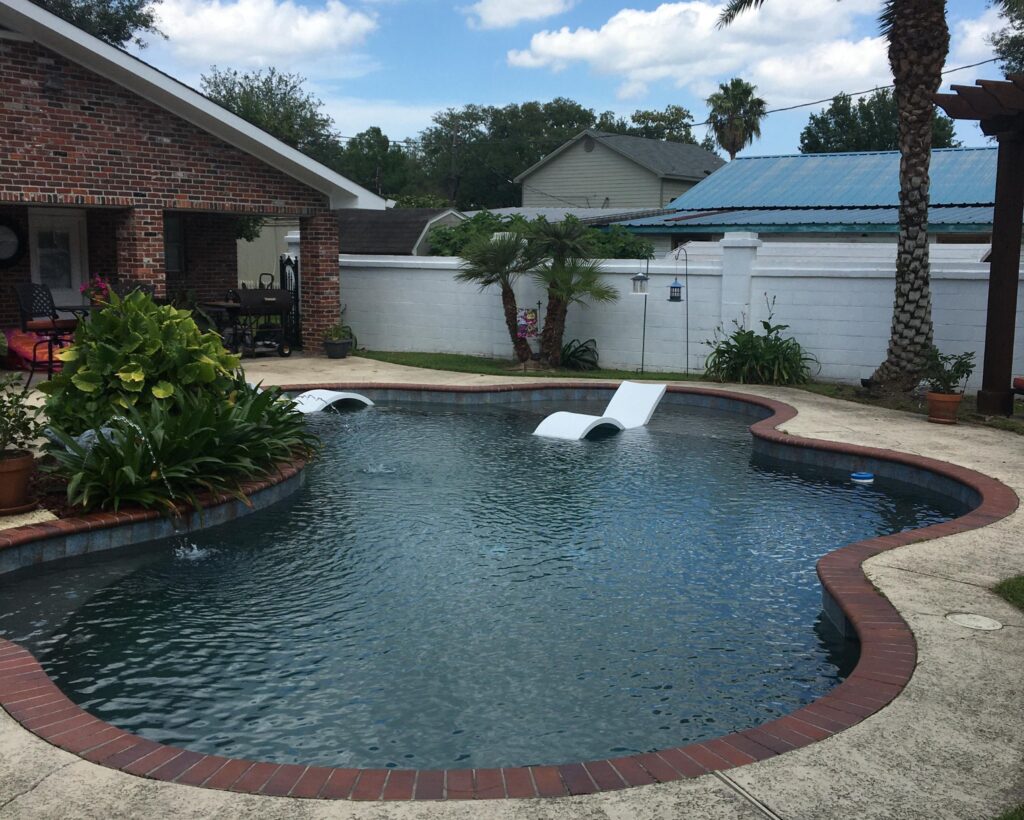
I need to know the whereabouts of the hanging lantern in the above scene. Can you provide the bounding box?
[631,271,649,295]
[668,278,683,302]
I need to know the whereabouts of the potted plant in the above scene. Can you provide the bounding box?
[324,323,356,359]
[922,346,976,424]
[0,373,44,513]
[80,274,111,306]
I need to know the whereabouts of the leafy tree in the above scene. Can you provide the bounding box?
[800,90,959,153]
[32,0,162,47]
[332,127,424,197]
[705,77,767,161]
[627,105,698,143]
[392,193,450,209]
[427,212,531,255]
[201,67,344,171]
[456,233,538,362]
[528,218,618,365]
[588,226,654,260]
[428,212,653,260]
[992,4,1024,75]
[717,0,1011,391]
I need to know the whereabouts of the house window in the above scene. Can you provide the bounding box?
[28,209,88,304]
[164,214,185,274]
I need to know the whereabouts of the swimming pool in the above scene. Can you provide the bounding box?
[0,398,964,771]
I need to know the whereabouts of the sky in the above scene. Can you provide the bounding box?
[130,0,1007,156]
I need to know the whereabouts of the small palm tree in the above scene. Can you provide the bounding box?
[532,258,618,366]
[705,78,767,161]
[456,232,537,362]
[527,218,599,363]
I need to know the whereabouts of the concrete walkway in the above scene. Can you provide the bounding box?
[2,356,1022,819]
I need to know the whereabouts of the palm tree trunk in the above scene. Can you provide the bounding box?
[539,288,562,363]
[870,0,949,391]
[500,284,532,362]
[545,300,570,366]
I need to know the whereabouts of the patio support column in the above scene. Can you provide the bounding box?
[977,132,1024,416]
[298,210,340,353]
[115,207,166,297]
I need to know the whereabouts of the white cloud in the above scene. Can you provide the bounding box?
[948,6,1002,67]
[507,0,889,105]
[323,97,450,140]
[463,0,574,30]
[154,0,377,67]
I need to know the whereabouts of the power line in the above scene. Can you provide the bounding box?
[331,57,1000,147]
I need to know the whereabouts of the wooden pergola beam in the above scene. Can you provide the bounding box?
[933,79,1023,416]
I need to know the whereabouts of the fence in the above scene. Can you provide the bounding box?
[338,234,1024,387]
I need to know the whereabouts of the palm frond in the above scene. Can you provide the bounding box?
[717,0,765,28]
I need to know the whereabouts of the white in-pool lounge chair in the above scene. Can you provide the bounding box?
[532,381,667,440]
[291,389,374,414]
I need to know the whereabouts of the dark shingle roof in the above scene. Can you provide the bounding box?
[337,209,456,254]
[515,129,724,183]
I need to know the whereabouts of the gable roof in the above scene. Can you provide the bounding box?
[666,148,997,211]
[0,0,384,211]
[338,208,464,254]
[514,129,725,184]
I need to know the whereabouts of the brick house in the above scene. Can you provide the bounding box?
[0,0,383,349]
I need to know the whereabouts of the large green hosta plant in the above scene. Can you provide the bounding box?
[41,290,240,435]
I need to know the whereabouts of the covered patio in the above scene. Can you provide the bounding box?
[0,0,383,351]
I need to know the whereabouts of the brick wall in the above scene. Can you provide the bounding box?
[0,39,329,217]
[299,212,341,348]
[0,38,344,347]
[177,213,238,303]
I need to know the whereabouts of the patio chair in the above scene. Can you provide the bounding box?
[13,282,80,388]
[291,389,374,414]
[110,280,156,300]
[532,381,667,440]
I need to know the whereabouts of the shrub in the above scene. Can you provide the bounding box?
[0,373,43,455]
[45,384,316,512]
[922,346,975,394]
[40,290,240,436]
[704,318,817,385]
[560,338,600,371]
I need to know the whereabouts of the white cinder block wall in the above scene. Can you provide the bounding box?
[339,235,1023,388]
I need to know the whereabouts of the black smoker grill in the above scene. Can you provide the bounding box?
[222,288,293,357]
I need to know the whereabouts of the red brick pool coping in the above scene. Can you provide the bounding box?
[0,383,1017,802]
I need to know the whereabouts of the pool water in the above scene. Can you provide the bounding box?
[0,401,965,769]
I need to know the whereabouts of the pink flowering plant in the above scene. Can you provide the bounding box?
[80,275,111,302]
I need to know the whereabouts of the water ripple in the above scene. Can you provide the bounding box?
[0,402,962,769]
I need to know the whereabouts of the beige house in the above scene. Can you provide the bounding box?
[515,130,724,210]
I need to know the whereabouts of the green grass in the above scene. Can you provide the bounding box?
[357,350,703,383]
[994,576,1024,614]
[358,350,1024,436]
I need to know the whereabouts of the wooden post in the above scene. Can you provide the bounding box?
[977,132,1024,415]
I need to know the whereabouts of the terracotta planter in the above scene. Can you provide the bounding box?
[926,391,963,425]
[0,451,35,514]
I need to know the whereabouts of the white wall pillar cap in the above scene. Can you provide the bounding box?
[719,232,762,248]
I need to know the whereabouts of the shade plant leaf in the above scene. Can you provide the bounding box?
[41,290,241,436]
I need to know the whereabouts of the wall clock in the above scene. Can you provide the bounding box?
[0,216,25,269]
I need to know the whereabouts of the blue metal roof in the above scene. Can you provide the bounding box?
[617,206,994,234]
[665,148,997,210]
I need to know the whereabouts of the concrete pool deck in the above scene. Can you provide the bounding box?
[1,356,1022,819]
